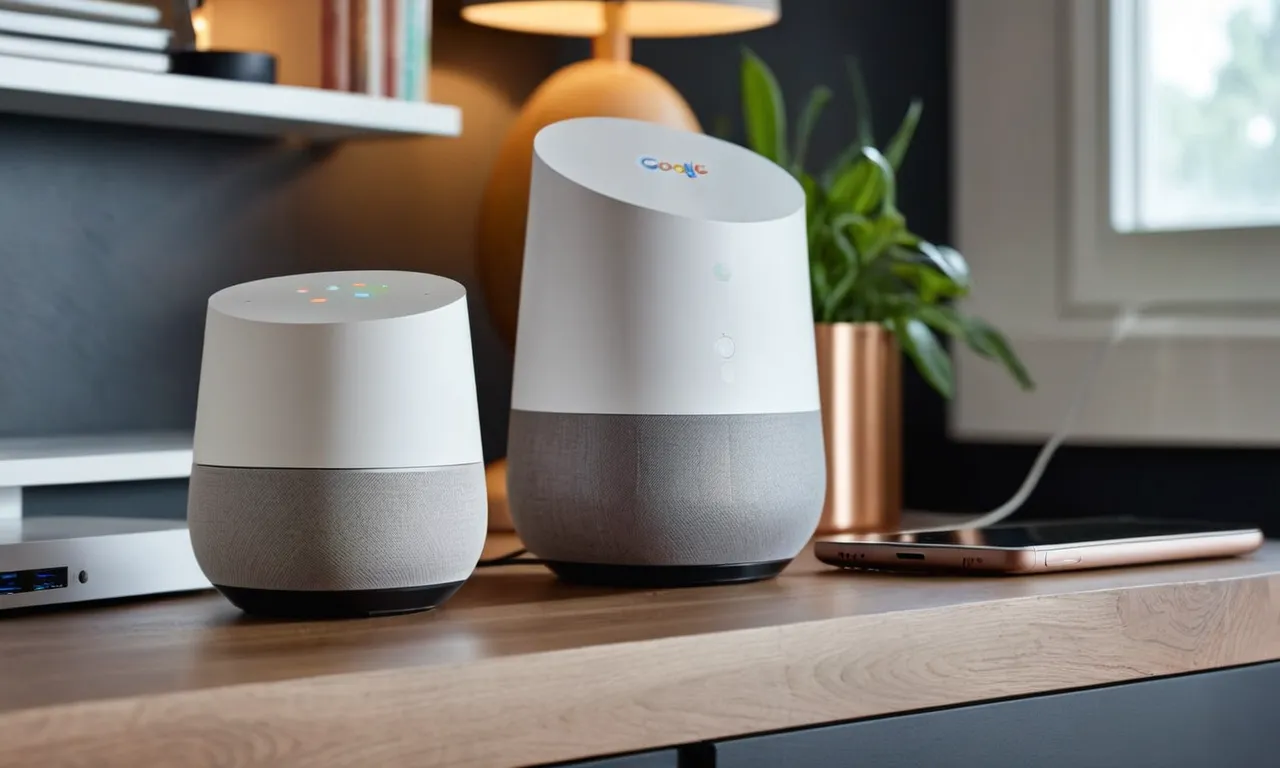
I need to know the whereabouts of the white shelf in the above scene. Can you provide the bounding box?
[0,432,193,519]
[0,54,462,140]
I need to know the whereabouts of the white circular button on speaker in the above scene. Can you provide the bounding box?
[715,336,735,359]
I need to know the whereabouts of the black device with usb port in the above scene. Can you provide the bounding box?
[0,566,69,596]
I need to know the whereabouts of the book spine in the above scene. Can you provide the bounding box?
[350,0,365,93]
[418,0,430,101]
[383,0,395,98]
[398,0,410,100]
[321,0,335,89]
[0,31,169,71]
[365,0,382,97]
[337,0,350,91]
[0,8,171,50]
[405,0,422,102]
[0,0,163,25]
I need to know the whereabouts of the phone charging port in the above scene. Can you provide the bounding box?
[896,552,926,560]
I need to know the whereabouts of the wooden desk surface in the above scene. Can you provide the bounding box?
[3,533,1279,767]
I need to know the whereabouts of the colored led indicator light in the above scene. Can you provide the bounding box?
[296,288,309,294]
[354,292,370,298]
[326,285,340,291]
[310,298,327,303]
[352,282,366,287]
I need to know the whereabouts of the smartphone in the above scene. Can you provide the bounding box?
[815,518,1264,575]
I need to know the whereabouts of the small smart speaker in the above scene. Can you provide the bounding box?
[188,271,486,618]
[507,117,826,588]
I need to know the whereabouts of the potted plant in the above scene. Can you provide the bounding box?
[738,50,1033,533]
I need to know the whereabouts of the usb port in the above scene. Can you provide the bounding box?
[896,552,926,560]
[31,568,68,591]
[0,566,70,595]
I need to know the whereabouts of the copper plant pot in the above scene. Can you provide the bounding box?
[815,323,903,534]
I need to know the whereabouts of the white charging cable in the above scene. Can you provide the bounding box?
[951,304,1144,530]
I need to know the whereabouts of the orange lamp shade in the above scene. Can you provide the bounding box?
[461,0,779,38]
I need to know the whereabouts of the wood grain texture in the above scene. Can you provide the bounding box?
[2,534,1279,767]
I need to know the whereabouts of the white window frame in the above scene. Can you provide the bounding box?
[954,0,1280,446]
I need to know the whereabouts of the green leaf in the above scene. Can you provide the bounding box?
[799,172,822,221]
[830,223,859,268]
[892,229,922,248]
[823,227,861,320]
[960,316,1035,390]
[917,243,971,292]
[828,155,879,212]
[890,317,954,399]
[846,56,874,148]
[884,99,923,171]
[914,306,1035,391]
[859,146,897,212]
[741,48,788,166]
[834,211,901,264]
[791,85,832,174]
[828,147,897,215]
[890,258,963,304]
[822,140,864,189]
[914,303,965,336]
[803,173,832,265]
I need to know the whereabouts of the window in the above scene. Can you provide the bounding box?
[1112,0,1280,232]
[953,0,1280,445]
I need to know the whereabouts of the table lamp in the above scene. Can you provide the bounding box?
[464,0,780,530]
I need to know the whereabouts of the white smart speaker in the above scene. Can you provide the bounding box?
[507,117,826,587]
[187,271,486,618]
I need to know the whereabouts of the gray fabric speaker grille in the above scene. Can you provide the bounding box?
[188,463,486,591]
[507,410,825,566]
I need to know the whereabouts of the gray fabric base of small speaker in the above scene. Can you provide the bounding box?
[507,410,825,567]
[188,463,486,592]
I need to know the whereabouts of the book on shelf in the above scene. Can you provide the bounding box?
[323,0,430,101]
[0,30,166,70]
[0,6,169,50]
[321,0,350,91]
[0,0,161,25]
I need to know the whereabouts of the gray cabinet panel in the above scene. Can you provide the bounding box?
[712,662,1280,768]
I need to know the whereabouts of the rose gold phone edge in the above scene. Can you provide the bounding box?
[814,529,1264,575]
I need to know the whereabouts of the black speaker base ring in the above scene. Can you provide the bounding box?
[544,559,790,588]
[214,581,465,619]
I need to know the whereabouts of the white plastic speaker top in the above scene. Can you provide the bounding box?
[194,270,482,470]
[513,116,819,416]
